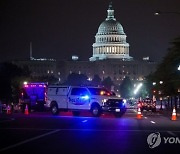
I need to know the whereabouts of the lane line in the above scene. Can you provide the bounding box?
[0,128,180,135]
[150,121,156,124]
[82,120,88,123]
[0,127,57,131]
[0,129,60,152]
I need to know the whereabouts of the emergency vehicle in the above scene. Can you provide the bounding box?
[46,86,126,117]
[19,82,47,111]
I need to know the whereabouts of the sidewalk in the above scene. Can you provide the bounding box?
[158,108,180,117]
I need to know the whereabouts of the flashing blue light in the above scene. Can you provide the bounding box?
[122,99,127,106]
[123,99,126,104]
[80,95,90,100]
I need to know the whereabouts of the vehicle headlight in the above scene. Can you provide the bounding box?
[123,99,127,104]
[102,99,107,103]
[102,99,107,106]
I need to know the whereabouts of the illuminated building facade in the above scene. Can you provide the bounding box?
[12,3,157,86]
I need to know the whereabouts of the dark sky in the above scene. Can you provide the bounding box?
[0,0,180,62]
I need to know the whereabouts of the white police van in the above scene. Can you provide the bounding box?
[46,86,126,117]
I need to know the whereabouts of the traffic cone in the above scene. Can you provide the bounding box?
[6,105,11,114]
[171,107,177,121]
[137,107,142,119]
[24,104,29,115]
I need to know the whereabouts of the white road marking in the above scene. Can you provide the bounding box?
[0,129,60,152]
[82,120,88,123]
[167,131,176,136]
[144,117,148,119]
[1,127,180,133]
[150,121,156,124]
[133,109,137,113]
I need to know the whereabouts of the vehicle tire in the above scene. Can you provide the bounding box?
[72,111,80,116]
[91,104,101,117]
[51,102,59,115]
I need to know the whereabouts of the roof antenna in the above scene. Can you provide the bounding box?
[109,1,113,9]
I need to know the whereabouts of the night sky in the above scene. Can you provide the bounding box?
[0,0,180,62]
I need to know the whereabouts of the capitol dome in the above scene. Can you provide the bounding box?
[97,19,125,35]
[89,2,133,61]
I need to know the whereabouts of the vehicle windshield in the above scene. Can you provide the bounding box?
[88,88,113,96]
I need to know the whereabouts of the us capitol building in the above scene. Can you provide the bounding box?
[90,3,132,61]
[13,3,157,86]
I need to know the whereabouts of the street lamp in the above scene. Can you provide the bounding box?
[154,11,180,16]
[152,82,156,86]
[159,81,163,84]
[178,65,180,71]
[133,83,143,95]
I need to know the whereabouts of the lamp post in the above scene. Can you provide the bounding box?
[159,81,163,110]
[152,81,163,110]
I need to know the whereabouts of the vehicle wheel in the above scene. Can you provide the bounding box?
[91,105,101,117]
[72,111,80,116]
[51,103,59,115]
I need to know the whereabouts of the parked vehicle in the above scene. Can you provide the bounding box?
[137,98,156,112]
[19,82,48,112]
[46,86,126,117]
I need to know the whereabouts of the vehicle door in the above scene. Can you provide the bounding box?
[55,87,68,109]
[68,87,91,110]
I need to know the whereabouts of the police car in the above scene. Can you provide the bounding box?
[46,86,126,117]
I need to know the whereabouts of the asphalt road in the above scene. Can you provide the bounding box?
[0,109,180,154]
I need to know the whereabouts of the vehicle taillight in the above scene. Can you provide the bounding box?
[107,93,110,96]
